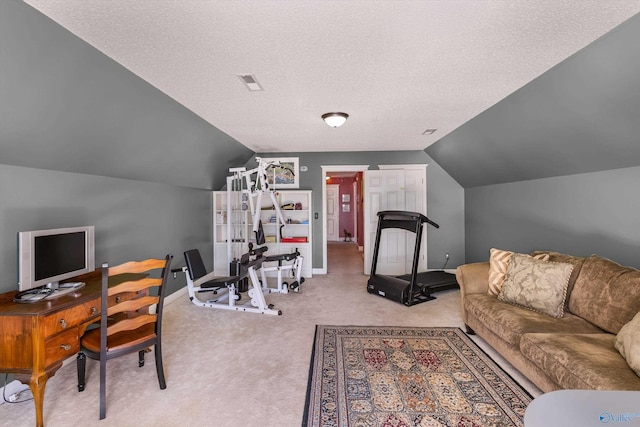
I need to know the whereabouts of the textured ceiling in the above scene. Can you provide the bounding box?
[23,0,640,153]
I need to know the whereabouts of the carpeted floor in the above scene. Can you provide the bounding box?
[0,242,540,426]
[303,325,531,427]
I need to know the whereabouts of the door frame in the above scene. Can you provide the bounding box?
[320,165,370,274]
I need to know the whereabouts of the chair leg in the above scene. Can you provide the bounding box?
[76,352,86,392]
[155,342,167,390]
[99,356,106,420]
[138,350,145,367]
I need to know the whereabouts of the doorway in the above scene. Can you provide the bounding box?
[327,241,364,276]
[321,164,428,276]
[321,165,369,274]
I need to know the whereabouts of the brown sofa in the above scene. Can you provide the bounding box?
[456,251,640,392]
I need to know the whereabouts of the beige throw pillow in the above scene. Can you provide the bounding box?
[615,311,640,377]
[498,253,574,318]
[488,248,549,295]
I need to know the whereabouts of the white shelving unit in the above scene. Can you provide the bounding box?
[213,191,251,276]
[213,190,312,278]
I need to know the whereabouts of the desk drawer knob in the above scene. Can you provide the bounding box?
[60,344,71,351]
[115,296,122,303]
[90,307,97,315]
[59,319,67,329]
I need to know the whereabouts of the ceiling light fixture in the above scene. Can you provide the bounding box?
[322,112,349,128]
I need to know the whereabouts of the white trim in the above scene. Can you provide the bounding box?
[321,165,370,274]
[165,286,188,305]
[378,164,428,170]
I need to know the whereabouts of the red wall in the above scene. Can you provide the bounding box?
[326,172,364,246]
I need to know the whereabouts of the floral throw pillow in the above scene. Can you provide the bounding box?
[498,253,574,318]
[488,248,549,296]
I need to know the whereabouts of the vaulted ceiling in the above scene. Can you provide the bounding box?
[23,0,640,154]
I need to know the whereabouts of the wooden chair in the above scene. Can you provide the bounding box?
[77,254,173,419]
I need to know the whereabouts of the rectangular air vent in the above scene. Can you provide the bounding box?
[237,74,264,91]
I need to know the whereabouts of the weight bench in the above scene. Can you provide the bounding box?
[177,248,281,315]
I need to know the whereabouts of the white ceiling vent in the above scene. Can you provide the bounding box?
[237,74,264,91]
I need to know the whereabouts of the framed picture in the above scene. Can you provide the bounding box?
[263,157,299,189]
[342,203,350,212]
[342,194,350,202]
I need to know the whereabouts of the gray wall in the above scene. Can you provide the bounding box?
[465,166,640,269]
[252,151,465,269]
[0,164,212,295]
[0,0,254,295]
[426,13,640,188]
[1,0,253,190]
[425,12,640,269]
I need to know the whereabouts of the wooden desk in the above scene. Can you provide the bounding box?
[0,271,141,427]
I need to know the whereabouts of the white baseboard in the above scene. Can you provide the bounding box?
[165,286,188,305]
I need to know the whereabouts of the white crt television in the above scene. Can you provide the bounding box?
[18,226,95,291]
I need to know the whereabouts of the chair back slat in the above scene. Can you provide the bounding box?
[108,258,168,276]
[107,296,159,317]
[106,314,157,336]
[100,255,171,339]
[107,277,162,296]
[79,254,172,420]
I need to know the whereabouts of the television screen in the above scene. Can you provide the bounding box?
[34,232,87,281]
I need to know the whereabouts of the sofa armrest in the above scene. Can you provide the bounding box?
[456,262,490,296]
[456,262,490,328]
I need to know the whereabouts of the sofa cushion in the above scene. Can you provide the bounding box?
[569,255,640,334]
[488,248,548,295]
[615,311,640,377]
[521,333,640,390]
[498,254,574,318]
[464,294,604,346]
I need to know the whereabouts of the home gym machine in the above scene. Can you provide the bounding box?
[177,246,282,315]
[227,157,305,294]
[367,210,458,306]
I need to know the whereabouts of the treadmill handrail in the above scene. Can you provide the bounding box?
[376,210,440,229]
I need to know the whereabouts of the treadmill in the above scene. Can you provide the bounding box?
[366,210,459,306]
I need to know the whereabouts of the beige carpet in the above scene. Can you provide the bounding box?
[1,242,540,426]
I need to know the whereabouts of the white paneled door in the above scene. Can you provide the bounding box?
[363,166,427,275]
[326,184,340,241]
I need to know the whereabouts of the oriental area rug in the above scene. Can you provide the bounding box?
[303,326,531,427]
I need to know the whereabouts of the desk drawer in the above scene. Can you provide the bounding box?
[45,329,79,366]
[43,300,99,337]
